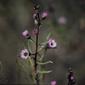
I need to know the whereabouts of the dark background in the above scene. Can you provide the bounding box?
[0,0,85,85]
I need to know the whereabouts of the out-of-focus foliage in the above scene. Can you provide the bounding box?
[0,0,85,85]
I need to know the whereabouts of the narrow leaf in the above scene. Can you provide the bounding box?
[46,32,51,40]
[38,70,52,74]
[37,61,53,65]
[27,40,32,53]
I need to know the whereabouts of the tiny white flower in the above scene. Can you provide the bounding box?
[34,19,38,25]
[20,49,29,60]
[47,39,57,48]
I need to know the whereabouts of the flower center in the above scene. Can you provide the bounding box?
[24,52,28,56]
[26,33,29,37]
[51,42,53,45]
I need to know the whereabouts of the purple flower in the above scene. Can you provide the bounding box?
[58,16,67,25]
[41,11,48,20]
[22,30,31,39]
[20,49,29,60]
[71,76,74,80]
[47,39,57,48]
[51,80,57,85]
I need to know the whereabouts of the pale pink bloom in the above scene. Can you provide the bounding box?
[47,39,57,48]
[58,16,67,25]
[51,80,57,85]
[20,49,29,59]
[22,30,30,39]
[41,11,48,19]
[71,76,74,80]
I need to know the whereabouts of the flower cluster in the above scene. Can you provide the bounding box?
[20,32,57,59]
[19,2,57,85]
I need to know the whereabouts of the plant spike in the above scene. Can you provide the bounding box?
[33,1,41,85]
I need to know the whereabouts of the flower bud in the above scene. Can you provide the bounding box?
[33,13,37,19]
[34,19,38,25]
[22,30,31,39]
[33,5,40,10]
[41,11,48,20]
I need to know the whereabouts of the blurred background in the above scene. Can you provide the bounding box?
[0,0,85,85]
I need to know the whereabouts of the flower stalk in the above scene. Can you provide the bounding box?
[19,0,57,85]
[34,4,41,85]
